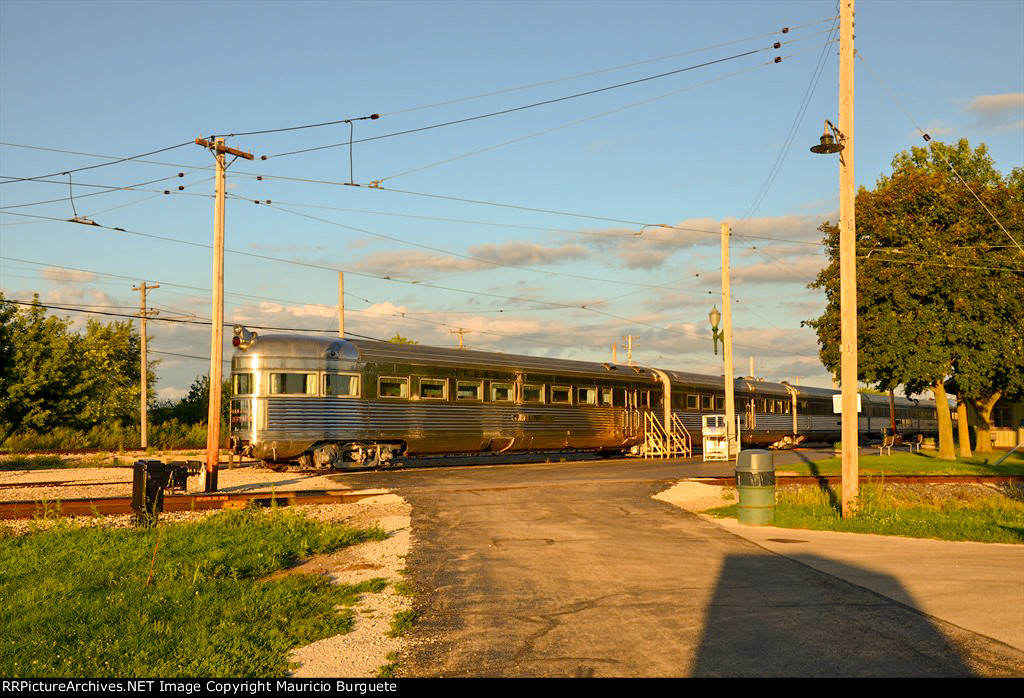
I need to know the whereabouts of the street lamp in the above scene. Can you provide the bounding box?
[808,0,857,517]
[709,306,723,355]
[809,120,845,155]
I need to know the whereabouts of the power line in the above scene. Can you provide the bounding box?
[266,48,769,160]
[732,17,840,231]
[0,141,195,185]
[375,59,775,184]
[377,18,838,117]
[251,197,713,293]
[0,172,196,211]
[360,183,825,246]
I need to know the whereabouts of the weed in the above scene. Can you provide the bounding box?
[377,652,401,678]
[392,580,417,598]
[386,610,420,638]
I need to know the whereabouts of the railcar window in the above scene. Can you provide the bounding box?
[578,387,597,405]
[379,377,409,399]
[419,378,447,400]
[491,383,513,402]
[270,373,316,395]
[324,374,359,397]
[700,394,713,410]
[551,386,572,404]
[715,395,725,411]
[522,384,544,403]
[686,394,698,410]
[600,387,613,406]
[641,391,650,408]
[456,381,482,401]
[232,373,253,396]
[783,401,791,414]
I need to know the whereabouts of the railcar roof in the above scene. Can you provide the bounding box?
[234,334,932,407]
[348,338,658,381]
[237,334,660,382]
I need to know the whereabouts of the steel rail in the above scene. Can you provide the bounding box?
[0,488,389,520]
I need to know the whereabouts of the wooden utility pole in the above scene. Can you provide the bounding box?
[721,223,736,458]
[838,0,858,516]
[133,282,159,449]
[338,272,345,337]
[612,343,617,363]
[449,327,471,349]
[195,137,253,492]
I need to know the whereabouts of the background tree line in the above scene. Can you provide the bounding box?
[0,294,227,449]
[805,139,1023,459]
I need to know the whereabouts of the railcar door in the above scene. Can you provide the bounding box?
[745,398,757,430]
[624,389,641,439]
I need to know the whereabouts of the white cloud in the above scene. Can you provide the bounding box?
[40,267,96,284]
[467,241,587,266]
[960,93,1024,132]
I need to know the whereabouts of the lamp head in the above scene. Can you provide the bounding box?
[709,306,721,330]
[810,130,844,155]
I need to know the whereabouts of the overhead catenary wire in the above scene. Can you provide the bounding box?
[0,141,195,185]
[237,172,825,247]
[206,19,836,141]
[730,15,840,231]
[0,171,200,211]
[265,47,772,160]
[0,212,610,311]
[375,59,773,184]
[380,18,839,118]
[3,255,817,359]
[247,197,716,293]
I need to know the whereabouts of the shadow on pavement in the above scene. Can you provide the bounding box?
[692,552,974,677]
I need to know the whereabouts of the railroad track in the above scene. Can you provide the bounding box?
[0,480,129,490]
[697,475,1024,487]
[1,475,1019,520]
[0,488,390,520]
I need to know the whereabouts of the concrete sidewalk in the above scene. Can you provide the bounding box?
[716,518,1024,652]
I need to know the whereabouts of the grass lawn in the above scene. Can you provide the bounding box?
[0,508,388,677]
[708,481,1024,544]
[779,449,1024,477]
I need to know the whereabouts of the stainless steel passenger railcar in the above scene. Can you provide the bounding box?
[228,330,936,469]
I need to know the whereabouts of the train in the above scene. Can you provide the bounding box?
[227,327,938,470]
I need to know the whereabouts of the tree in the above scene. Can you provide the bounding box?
[171,374,230,426]
[0,294,158,438]
[0,294,87,438]
[805,140,1024,458]
[78,318,157,426]
[386,334,418,344]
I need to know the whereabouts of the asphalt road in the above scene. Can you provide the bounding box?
[336,456,1024,677]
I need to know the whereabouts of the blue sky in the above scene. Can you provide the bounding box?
[2,0,1022,401]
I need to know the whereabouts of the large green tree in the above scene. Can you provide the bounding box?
[79,318,157,426]
[805,140,1024,458]
[0,295,87,437]
[0,294,158,438]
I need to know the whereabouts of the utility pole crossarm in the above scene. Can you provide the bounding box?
[195,138,254,160]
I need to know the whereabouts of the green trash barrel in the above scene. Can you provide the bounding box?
[735,449,775,525]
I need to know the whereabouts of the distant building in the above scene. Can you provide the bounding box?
[965,396,1024,449]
